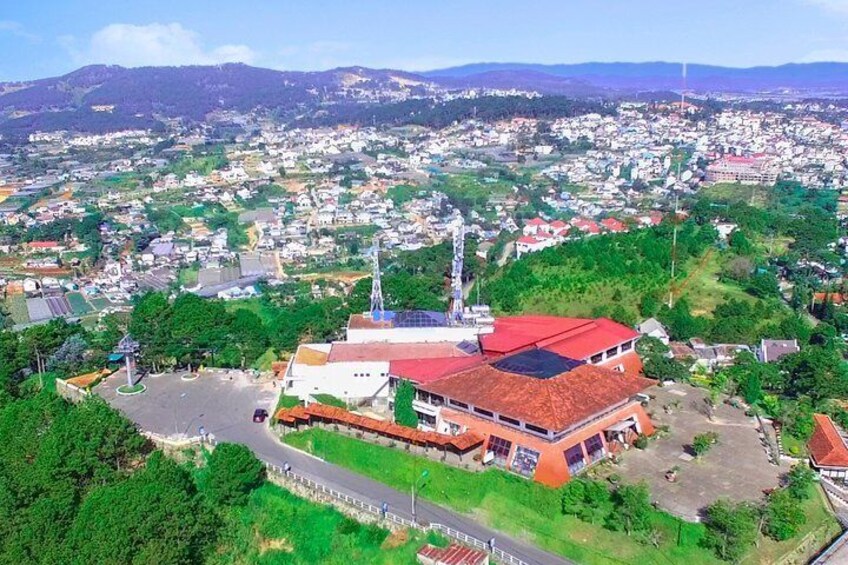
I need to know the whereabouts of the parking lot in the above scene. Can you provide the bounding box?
[614,383,787,521]
[97,368,279,442]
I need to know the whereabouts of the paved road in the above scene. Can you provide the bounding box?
[99,370,573,565]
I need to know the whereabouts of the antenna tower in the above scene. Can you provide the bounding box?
[369,237,384,318]
[450,220,465,323]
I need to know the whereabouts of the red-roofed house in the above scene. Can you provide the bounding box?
[809,413,848,479]
[418,543,489,565]
[406,352,655,487]
[600,217,627,233]
[522,217,550,236]
[570,218,600,235]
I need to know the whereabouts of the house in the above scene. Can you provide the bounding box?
[758,339,799,363]
[417,543,489,565]
[637,318,669,345]
[808,414,848,480]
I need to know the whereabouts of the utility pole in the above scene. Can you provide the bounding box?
[411,469,429,523]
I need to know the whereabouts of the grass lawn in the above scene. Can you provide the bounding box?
[781,432,809,458]
[66,292,94,316]
[701,183,770,208]
[207,482,445,564]
[251,347,278,371]
[677,251,756,316]
[178,266,200,287]
[312,394,347,409]
[224,298,278,325]
[276,394,302,411]
[284,429,723,565]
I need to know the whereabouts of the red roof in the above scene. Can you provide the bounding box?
[27,241,60,248]
[327,342,467,363]
[550,220,567,229]
[809,413,848,468]
[571,218,600,234]
[420,361,654,432]
[525,217,547,226]
[517,235,541,245]
[481,316,638,360]
[390,355,487,385]
[601,218,627,232]
[417,543,488,565]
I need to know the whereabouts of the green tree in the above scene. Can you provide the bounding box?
[786,464,815,501]
[701,499,759,562]
[606,483,652,535]
[782,347,848,401]
[66,452,216,564]
[393,379,419,428]
[207,442,265,505]
[739,370,763,405]
[764,489,806,541]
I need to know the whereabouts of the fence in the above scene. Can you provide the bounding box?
[260,459,530,565]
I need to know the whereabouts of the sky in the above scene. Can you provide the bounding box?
[2,0,848,81]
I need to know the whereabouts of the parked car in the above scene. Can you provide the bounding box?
[253,408,269,423]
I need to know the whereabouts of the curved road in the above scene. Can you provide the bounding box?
[99,370,573,565]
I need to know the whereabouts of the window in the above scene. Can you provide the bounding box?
[473,406,494,418]
[590,353,603,364]
[511,445,541,478]
[417,412,436,427]
[621,340,633,352]
[524,423,549,436]
[613,364,624,373]
[584,433,605,463]
[487,435,512,467]
[448,399,469,409]
[498,414,520,427]
[605,346,618,358]
[430,394,444,406]
[564,444,586,475]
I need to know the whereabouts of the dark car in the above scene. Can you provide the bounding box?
[253,408,269,423]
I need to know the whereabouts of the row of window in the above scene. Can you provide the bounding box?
[444,397,551,437]
[588,340,633,365]
[564,433,606,476]
[352,372,388,378]
[486,435,541,478]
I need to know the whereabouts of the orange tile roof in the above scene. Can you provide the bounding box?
[809,413,848,468]
[274,403,483,451]
[420,362,654,432]
[327,341,467,363]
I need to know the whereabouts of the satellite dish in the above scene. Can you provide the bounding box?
[681,170,693,182]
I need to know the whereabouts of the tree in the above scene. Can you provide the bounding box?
[278,166,286,178]
[739,370,763,405]
[786,464,815,501]
[781,347,848,401]
[701,500,759,562]
[561,478,612,524]
[764,489,806,541]
[393,379,418,428]
[606,483,652,535]
[66,452,216,564]
[643,354,690,381]
[46,334,88,376]
[692,432,719,457]
[207,442,265,506]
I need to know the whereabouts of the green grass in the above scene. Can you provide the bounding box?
[677,251,756,316]
[6,294,29,324]
[178,266,199,287]
[312,394,348,409]
[251,347,278,371]
[224,298,278,325]
[781,433,809,458]
[276,394,302,411]
[284,429,724,565]
[208,481,442,565]
[66,292,94,316]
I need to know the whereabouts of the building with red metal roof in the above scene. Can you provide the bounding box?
[809,414,848,479]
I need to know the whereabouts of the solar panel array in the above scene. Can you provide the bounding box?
[393,310,448,328]
[492,348,584,379]
[456,340,480,355]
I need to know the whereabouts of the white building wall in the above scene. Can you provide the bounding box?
[285,360,391,403]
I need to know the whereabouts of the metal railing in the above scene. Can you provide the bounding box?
[260,459,529,565]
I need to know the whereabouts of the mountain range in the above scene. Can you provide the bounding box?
[0,61,846,141]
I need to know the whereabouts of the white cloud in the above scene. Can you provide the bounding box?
[801,48,848,61]
[806,0,848,13]
[0,20,40,42]
[63,22,256,67]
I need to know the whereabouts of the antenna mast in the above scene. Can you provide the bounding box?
[369,237,384,318]
[450,220,465,324]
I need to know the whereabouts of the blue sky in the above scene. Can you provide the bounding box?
[2,0,848,81]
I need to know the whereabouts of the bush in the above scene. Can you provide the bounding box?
[692,432,719,457]
[393,379,418,428]
[207,442,265,505]
[764,489,806,541]
[786,465,815,501]
[701,500,759,561]
[634,435,649,449]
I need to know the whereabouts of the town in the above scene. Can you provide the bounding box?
[5,7,848,564]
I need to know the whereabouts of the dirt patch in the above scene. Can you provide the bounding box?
[380,528,409,550]
[256,528,293,554]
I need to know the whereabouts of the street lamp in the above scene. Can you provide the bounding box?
[411,469,429,523]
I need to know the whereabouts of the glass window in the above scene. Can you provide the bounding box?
[511,445,541,478]
[606,346,618,358]
[590,353,603,364]
[430,394,444,406]
[564,444,586,475]
[584,433,605,463]
[487,435,512,467]
[449,398,468,409]
[473,406,494,418]
[621,341,633,352]
[524,423,549,436]
[498,414,521,426]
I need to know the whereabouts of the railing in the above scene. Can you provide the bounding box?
[260,459,529,565]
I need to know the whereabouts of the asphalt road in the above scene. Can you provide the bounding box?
[99,370,573,565]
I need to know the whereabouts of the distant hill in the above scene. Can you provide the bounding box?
[2,61,847,142]
[424,61,848,93]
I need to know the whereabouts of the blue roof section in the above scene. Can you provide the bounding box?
[492,349,585,379]
[394,310,448,328]
[371,310,396,322]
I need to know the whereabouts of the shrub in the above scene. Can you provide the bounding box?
[634,435,649,449]
[207,442,265,505]
[692,431,719,457]
[764,489,806,541]
[786,465,815,501]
